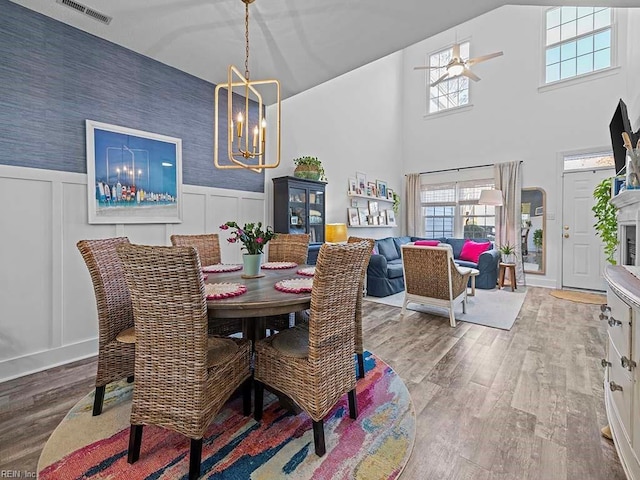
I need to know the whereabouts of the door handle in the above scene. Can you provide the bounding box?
[563,233,570,238]
[564,225,570,230]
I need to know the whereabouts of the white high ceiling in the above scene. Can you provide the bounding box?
[10,0,640,102]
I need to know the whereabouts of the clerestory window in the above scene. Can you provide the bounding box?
[544,7,612,84]
[428,42,470,114]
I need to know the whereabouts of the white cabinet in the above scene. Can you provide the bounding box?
[604,266,640,480]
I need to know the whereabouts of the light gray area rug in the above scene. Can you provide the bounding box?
[365,287,526,330]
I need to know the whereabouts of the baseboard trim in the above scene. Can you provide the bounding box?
[0,339,98,383]
[523,277,557,289]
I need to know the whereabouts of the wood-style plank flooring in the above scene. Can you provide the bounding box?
[0,287,625,479]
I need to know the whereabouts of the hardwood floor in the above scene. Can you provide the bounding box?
[0,287,625,479]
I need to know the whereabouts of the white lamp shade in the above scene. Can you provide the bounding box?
[478,189,504,206]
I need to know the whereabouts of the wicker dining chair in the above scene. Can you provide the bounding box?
[77,237,135,416]
[117,244,252,480]
[254,241,371,456]
[265,233,311,333]
[170,233,242,337]
[400,244,471,327]
[170,233,222,266]
[347,236,375,379]
[267,233,310,265]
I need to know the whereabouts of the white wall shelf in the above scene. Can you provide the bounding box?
[349,225,396,228]
[348,193,393,203]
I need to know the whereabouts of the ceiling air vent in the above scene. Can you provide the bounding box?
[55,0,112,25]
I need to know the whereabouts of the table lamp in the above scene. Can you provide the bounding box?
[325,223,348,243]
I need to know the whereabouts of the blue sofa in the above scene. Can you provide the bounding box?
[367,236,500,297]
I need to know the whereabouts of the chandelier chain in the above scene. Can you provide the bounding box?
[244,0,250,79]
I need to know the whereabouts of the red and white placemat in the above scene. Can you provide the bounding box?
[296,266,315,277]
[274,278,313,293]
[261,261,298,270]
[205,282,247,300]
[202,264,243,273]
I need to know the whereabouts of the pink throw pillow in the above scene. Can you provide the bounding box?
[414,240,440,246]
[459,240,491,263]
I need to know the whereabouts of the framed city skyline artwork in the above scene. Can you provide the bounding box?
[86,120,183,224]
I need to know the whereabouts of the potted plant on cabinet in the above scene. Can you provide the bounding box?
[293,156,325,181]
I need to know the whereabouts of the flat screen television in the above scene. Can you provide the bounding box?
[610,99,638,175]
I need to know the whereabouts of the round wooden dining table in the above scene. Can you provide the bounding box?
[205,265,312,342]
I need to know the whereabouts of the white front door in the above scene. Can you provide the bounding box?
[562,169,613,291]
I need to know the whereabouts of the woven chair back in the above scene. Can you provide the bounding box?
[347,236,375,355]
[170,233,221,266]
[117,244,211,436]
[401,245,467,301]
[308,241,371,366]
[76,237,133,353]
[268,233,310,265]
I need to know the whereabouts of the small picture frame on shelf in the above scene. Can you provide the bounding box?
[368,200,379,216]
[379,214,387,225]
[386,209,396,226]
[367,181,377,197]
[348,207,359,226]
[372,216,379,225]
[358,208,368,225]
[348,177,357,194]
[387,188,394,200]
[376,180,387,199]
[356,172,367,192]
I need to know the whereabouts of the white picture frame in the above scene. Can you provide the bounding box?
[358,208,368,225]
[86,120,183,224]
[386,209,396,226]
[348,207,360,226]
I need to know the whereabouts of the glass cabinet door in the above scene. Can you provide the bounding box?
[289,187,307,235]
[308,188,324,242]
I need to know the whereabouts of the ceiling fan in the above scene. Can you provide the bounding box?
[414,42,503,87]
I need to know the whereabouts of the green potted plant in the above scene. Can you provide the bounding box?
[499,243,516,264]
[392,191,400,213]
[592,177,618,265]
[533,229,543,251]
[293,156,325,181]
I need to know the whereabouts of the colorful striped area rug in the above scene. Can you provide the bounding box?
[38,352,415,479]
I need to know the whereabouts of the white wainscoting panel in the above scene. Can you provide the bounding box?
[0,176,54,361]
[0,165,265,382]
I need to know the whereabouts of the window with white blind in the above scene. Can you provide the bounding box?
[421,179,496,239]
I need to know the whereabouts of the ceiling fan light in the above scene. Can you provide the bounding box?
[448,64,464,76]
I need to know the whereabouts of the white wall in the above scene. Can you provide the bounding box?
[0,164,265,382]
[265,52,405,238]
[401,5,632,287]
[625,9,640,131]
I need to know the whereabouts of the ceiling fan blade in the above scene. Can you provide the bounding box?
[452,42,460,59]
[467,51,503,66]
[462,68,480,82]
[414,65,444,70]
[430,72,450,87]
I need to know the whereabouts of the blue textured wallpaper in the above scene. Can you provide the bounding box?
[0,0,264,192]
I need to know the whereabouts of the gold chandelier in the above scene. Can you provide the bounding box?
[214,0,281,173]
